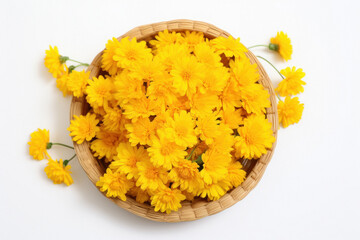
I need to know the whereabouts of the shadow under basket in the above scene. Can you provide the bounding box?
[70,19,279,222]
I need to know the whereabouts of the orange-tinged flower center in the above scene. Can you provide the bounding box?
[128,156,138,168]
[160,143,175,155]
[182,71,191,81]
[145,167,159,179]
[110,181,122,190]
[126,49,137,60]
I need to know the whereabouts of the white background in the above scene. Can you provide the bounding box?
[1,0,359,239]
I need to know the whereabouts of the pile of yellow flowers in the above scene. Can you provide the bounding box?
[28,30,306,214]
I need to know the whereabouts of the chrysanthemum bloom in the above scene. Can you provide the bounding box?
[28,129,50,160]
[278,96,304,128]
[96,168,134,200]
[171,55,205,96]
[180,31,205,52]
[127,186,150,204]
[200,148,231,184]
[240,83,271,115]
[226,161,246,188]
[220,108,244,129]
[44,45,65,78]
[195,112,222,145]
[113,37,152,69]
[198,179,232,201]
[230,58,259,88]
[276,67,306,96]
[67,70,90,98]
[44,158,73,186]
[189,90,220,117]
[235,115,275,159]
[153,43,189,71]
[211,36,248,58]
[168,159,203,194]
[86,75,114,109]
[101,37,122,76]
[219,78,242,111]
[194,42,222,67]
[146,74,178,107]
[200,66,229,93]
[90,129,122,162]
[136,159,168,191]
[150,187,186,214]
[56,66,71,96]
[102,107,127,133]
[68,113,100,144]
[270,31,293,61]
[113,70,144,106]
[208,125,235,154]
[129,58,165,84]
[125,117,155,146]
[164,110,198,148]
[110,143,149,180]
[147,130,187,170]
[150,30,184,51]
[122,96,160,122]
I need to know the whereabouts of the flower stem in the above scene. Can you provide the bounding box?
[51,142,74,149]
[247,44,269,49]
[276,94,282,101]
[68,59,89,67]
[186,144,198,160]
[63,154,76,166]
[256,56,284,79]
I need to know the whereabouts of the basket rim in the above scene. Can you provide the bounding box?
[70,19,278,222]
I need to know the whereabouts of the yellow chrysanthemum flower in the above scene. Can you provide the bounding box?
[147,130,187,170]
[270,31,293,61]
[44,45,65,78]
[200,66,229,93]
[125,117,155,146]
[28,128,50,160]
[198,179,232,201]
[68,113,100,144]
[44,158,73,186]
[208,124,235,154]
[220,108,244,129]
[278,96,304,128]
[180,31,204,51]
[230,58,259,88]
[200,148,231,184]
[276,67,306,97]
[170,55,205,96]
[67,70,90,98]
[101,37,122,76]
[146,74,178,107]
[86,75,114,109]
[129,57,165,84]
[194,42,222,67]
[96,168,134,200]
[226,161,246,188]
[195,112,222,145]
[150,30,184,50]
[136,159,168,191]
[150,187,186,214]
[235,115,275,159]
[122,96,160,122]
[189,90,220,117]
[211,36,248,58]
[113,70,144,106]
[219,78,242,111]
[102,107,127,133]
[240,83,271,115]
[127,186,150,204]
[168,159,203,194]
[56,66,71,96]
[113,37,152,69]
[90,129,122,162]
[153,43,189,71]
[164,110,198,148]
[110,143,149,180]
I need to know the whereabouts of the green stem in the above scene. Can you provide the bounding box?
[256,56,284,79]
[186,144,198,160]
[63,154,76,167]
[247,44,269,49]
[51,142,74,149]
[68,58,89,67]
[276,94,282,101]
[67,154,76,161]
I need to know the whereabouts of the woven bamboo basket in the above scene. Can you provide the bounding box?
[70,19,278,222]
